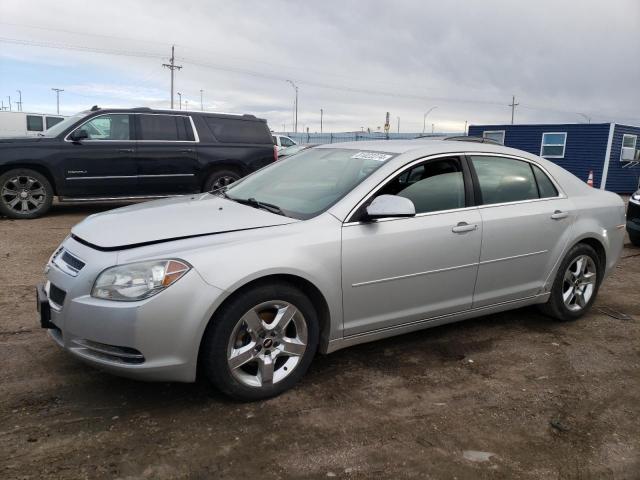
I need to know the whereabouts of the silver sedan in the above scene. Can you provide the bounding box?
[38,139,626,400]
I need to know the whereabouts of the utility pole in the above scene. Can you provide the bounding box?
[320,108,323,133]
[177,92,182,110]
[162,45,182,109]
[7,96,12,111]
[464,120,468,135]
[422,106,438,134]
[16,90,22,111]
[431,123,435,134]
[200,89,204,111]
[286,80,298,133]
[51,88,63,114]
[508,95,519,124]
[0,100,5,111]
[397,116,400,133]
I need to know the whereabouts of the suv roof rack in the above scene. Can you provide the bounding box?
[90,105,101,111]
[132,107,153,111]
[444,135,501,145]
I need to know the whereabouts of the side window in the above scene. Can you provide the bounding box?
[138,114,182,141]
[373,157,465,214]
[45,116,64,129]
[280,137,295,147]
[74,114,130,140]
[531,164,558,198]
[471,156,538,205]
[205,117,273,143]
[26,115,44,132]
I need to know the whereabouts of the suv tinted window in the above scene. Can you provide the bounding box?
[532,164,558,198]
[374,157,465,214]
[138,114,194,141]
[205,117,271,143]
[471,156,538,204]
[26,115,44,132]
[75,114,130,140]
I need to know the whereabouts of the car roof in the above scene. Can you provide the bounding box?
[315,138,534,158]
[85,108,265,122]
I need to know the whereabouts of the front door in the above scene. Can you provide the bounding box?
[469,154,574,307]
[341,156,482,336]
[135,113,199,194]
[61,113,136,196]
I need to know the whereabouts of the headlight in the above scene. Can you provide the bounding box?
[631,190,640,204]
[91,259,191,301]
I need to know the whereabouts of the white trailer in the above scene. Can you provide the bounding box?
[0,111,68,138]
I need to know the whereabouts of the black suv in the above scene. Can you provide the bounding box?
[0,107,277,218]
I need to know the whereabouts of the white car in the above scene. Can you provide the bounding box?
[38,139,626,401]
[272,134,296,152]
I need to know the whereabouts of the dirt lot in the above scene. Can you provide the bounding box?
[1,203,639,479]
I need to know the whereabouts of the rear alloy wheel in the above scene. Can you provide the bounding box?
[539,243,601,321]
[0,169,53,219]
[201,282,319,401]
[203,169,241,192]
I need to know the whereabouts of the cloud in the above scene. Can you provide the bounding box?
[1,0,638,130]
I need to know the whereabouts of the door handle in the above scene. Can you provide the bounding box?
[550,210,569,220]
[118,148,134,153]
[452,222,478,234]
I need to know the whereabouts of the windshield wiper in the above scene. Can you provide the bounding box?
[229,197,287,216]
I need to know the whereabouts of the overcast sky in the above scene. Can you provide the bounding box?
[1,0,639,133]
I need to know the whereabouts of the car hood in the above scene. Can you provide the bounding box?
[71,194,298,250]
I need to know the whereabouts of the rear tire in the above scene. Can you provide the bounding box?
[0,168,53,219]
[203,169,241,193]
[629,230,640,247]
[200,281,319,401]
[538,243,602,321]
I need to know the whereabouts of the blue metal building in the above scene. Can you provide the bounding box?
[468,123,640,193]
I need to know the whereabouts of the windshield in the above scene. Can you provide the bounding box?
[42,111,91,138]
[225,148,396,219]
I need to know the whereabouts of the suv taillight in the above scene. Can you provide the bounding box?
[273,145,278,161]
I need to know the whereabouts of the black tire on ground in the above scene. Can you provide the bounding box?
[0,168,54,219]
[200,281,319,401]
[629,231,640,247]
[538,243,603,322]
[203,169,241,192]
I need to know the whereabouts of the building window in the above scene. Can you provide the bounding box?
[540,132,567,158]
[26,115,44,132]
[482,130,505,145]
[620,134,638,162]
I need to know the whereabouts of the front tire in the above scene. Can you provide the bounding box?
[0,168,53,219]
[539,243,602,321]
[200,282,319,401]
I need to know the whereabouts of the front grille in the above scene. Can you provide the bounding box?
[61,251,85,272]
[49,284,66,306]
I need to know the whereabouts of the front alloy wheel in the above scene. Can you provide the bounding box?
[0,169,53,219]
[227,301,308,388]
[200,282,319,401]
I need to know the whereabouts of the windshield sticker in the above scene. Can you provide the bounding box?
[351,152,393,162]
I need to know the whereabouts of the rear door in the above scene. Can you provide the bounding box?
[60,113,137,196]
[135,113,199,194]
[469,154,574,307]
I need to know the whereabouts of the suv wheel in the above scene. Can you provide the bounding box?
[0,169,53,219]
[203,169,241,192]
[200,282,319,401]
[539,243,602,321]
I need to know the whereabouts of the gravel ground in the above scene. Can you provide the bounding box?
[1,202,639,479]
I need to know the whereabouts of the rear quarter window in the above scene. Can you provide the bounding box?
[204,117,272,144]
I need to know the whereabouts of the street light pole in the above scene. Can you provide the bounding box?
[397,116,400,133]
[286,80,298,133]
[51,88,64,115]
[422,106,438,134]
[320,108,323,133]
[200,89,204,111]
[7,96,11,112]
[16,90,22,111]
[177,92,182,110]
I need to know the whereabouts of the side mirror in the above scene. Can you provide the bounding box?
[365,194,416,220]
[70,129,89,142]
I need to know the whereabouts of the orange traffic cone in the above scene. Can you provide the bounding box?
[587,170,594,187]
